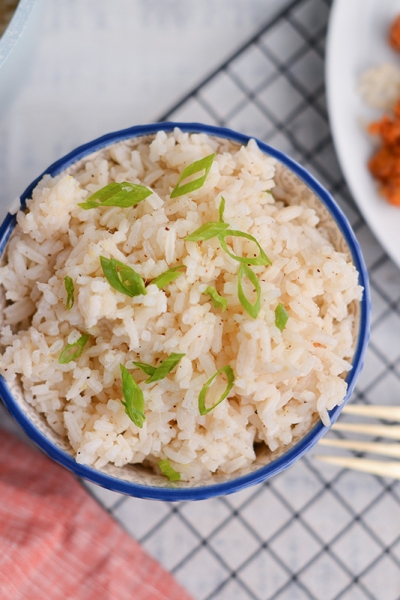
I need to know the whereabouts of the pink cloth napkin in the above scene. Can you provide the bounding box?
[0,429,193,600]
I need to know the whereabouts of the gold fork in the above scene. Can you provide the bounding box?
[315,405,400,479]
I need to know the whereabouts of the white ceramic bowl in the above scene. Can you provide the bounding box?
[0,123,371,500]
[0,0,40,115]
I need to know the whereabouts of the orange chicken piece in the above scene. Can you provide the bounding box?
[389,15,400,51]
[368,109,400,205]
[367,17,400,206]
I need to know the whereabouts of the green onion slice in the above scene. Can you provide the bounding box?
[218,229,271,266]
[275,303,289,332]
[64,276,74,310]
[58,334,89,364]
[219,196,226,223]
[238,263,261,319]
[100,256,146,298]
[203,286,227,312]
[158,459,181,482]
[120,364,145,428]
[133,353,185,383]
[170,153,215,199]
[149,265,186,289]
[198,365,235,416]
[78,182,152,210]
[184,221,229,242]
[131,361,156,377]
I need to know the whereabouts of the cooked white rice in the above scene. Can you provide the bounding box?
[359,63,400,110]
[0,129,362,481]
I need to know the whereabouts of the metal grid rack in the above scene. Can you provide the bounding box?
[87,0,400,599]
[85,1,400,598]
[4,0,400,598]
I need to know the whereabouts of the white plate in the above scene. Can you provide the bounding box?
[326,0,400,268]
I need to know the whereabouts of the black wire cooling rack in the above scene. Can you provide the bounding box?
[3,0,400,598]
[126,0,400,598]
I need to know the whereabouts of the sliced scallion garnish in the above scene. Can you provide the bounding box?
[58,334,89,364]
[218,229,271,266]
[150,265,186,289]
[120,364,145,428]
[219,196,226,223]
[238,263,261,319]
[170,153,215,199]
[184,221,229,242]
[275,303,289,332]
[133,353,185,383]
[158,459,181,482]
[100,256,146,298]
[198,365,235,416]
[203,286,227,311]
[78,182,152,210]
[132,361,156,377]
[64,276,74,310]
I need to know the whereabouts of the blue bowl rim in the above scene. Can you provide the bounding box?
[0,122,371,501]
[0,0,38,69]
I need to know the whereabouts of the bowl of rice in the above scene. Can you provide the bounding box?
[0,123,370,500]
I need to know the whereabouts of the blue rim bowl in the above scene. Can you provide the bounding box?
[0,122,371,501]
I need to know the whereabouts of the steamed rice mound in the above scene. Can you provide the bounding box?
[0,129,362,481]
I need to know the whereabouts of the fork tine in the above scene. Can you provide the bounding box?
[318,438,400,458]
[342,405,400,422]
[315,455,400,479]
[332,423,400,440]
